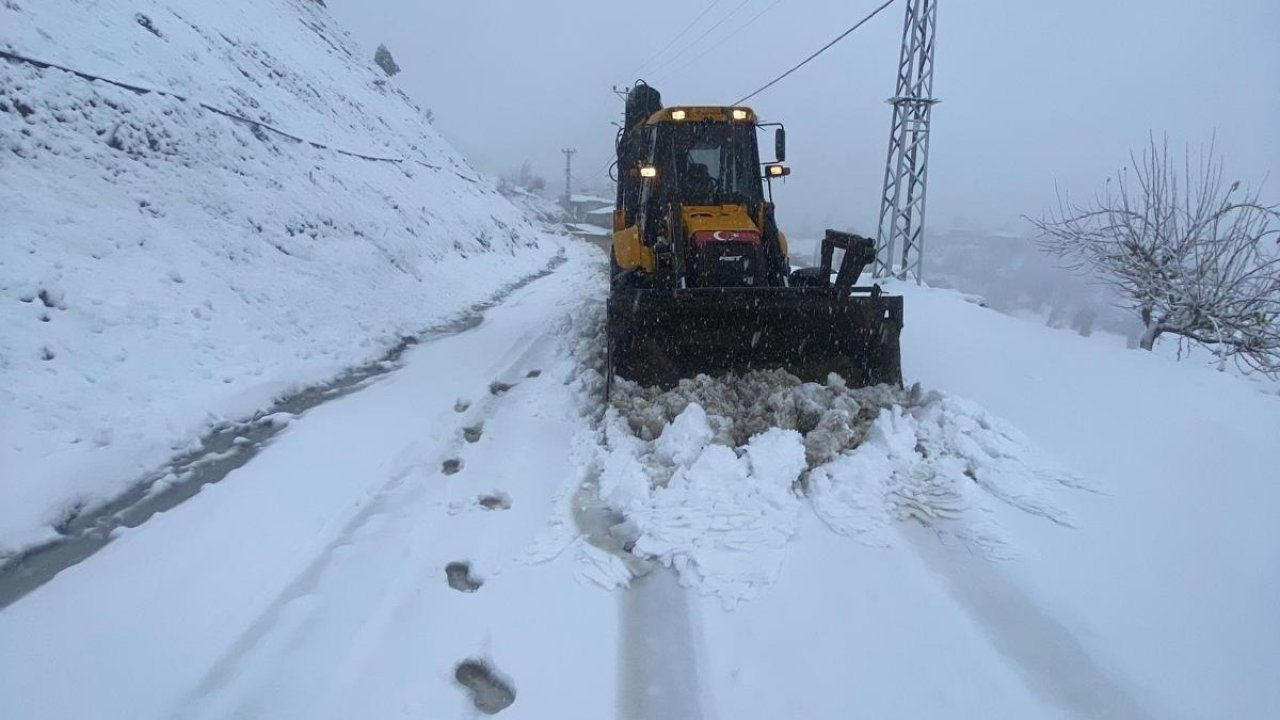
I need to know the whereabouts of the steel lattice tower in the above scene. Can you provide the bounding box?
[873,0,939,282]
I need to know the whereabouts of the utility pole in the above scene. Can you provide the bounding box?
[561,147,576,218]
[874,0,939,283]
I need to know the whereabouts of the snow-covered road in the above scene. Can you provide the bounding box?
[0,261,560,610]
[3,241,1276,719]
[1,242,617,719]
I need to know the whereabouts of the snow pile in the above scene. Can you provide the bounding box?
[612,369,898,466]
[592,370,1082,606]
[808,393,1085,552]
[0,0,562,555]
[598,402,807,607]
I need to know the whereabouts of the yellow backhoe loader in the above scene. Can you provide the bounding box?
[606,82,903,392]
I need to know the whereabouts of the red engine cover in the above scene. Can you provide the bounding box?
[691,230,761,248]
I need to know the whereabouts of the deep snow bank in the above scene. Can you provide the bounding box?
[0,0,562,554]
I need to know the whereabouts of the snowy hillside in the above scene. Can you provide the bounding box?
[0,0,562,555]
[498,184,569,229]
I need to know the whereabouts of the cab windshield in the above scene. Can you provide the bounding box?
[652,120,762,206]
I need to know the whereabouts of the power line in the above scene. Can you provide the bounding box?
[579,88,630,182]
[732,0,898,105]
[583,152,616,182]
[654,0,785,83]
[629,0,726,78]
[645,0,757,78]
[597,0,770,183]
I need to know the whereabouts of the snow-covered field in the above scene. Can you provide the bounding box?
[3,240,1277,719]
[0,0,561,556]
[896,278,1280,720]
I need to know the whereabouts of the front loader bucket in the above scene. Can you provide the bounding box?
[607,286,903,388]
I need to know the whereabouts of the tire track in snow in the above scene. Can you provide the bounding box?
[618,567,709,720]
[569,464,708,718]
[904,524,1162,720]
[177,449,458,717]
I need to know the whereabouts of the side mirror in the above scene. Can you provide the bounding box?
[775,127,786,162]
[765,163,791,178]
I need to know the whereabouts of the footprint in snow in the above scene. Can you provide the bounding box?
[442,458,462,475]
[525,369,541,378]
[488,381,514,396]
[455,659,516,714]
[477,492,512,511]
[454,398,470,413]
[463,424,483,443]
[445,561,483,593]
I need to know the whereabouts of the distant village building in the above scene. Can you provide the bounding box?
[563,192,613,244]
[583,204,615,228]
[564,193,612,223]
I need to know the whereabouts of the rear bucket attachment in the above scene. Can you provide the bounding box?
[607,285,903,388]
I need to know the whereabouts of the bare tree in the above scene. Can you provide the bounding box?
[498,161,547,195]
[1032,135,1280,375]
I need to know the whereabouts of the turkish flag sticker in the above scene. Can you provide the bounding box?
[692,230,761,247]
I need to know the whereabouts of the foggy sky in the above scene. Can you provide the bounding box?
[330,0,1279,237]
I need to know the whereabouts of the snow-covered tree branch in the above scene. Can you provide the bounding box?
[1032,135,1280,376]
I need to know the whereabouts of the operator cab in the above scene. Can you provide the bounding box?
[648,108,763,208]
[613,85,791,289]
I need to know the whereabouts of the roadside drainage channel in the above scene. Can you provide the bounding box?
[0,253,565,610]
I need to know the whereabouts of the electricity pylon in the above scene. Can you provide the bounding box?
[874,0,939,283]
